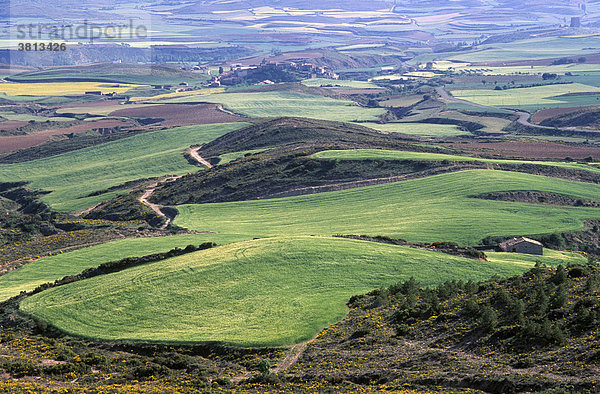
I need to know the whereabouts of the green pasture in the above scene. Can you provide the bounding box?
[450,83,600,109]
[158,91,386,122]
[174,170,600,246]
[301,78,381,89]
[0,233,248,302]
[0,122,248,211]
[311,149,600,173]
[446,36,600,63]
[21,236,557,346]
[359,122,468,136]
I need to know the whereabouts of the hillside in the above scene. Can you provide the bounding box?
[273,263,600,393]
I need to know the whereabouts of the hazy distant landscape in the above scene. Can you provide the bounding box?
[1,1,600,392]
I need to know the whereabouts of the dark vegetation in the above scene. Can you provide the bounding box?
[281,264,600,393]
[475,190,600,208]
[539,107,600,129]
[83,191,165,228]
[337,235,487,260]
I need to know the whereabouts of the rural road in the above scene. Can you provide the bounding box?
[187,147,213,168]
[136,148,213,228]
[138,176,181,229]
[436,86,598,134]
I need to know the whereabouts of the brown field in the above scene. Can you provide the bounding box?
[0,120,28,132]
[443,140,600,160]
[0,119,134,153]
[532,106,600,124]
[109,104,245,127]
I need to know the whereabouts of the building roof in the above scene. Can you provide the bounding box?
[500,237,543,248]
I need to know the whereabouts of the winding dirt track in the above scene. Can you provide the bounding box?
[436,87,599,133]
[136,148,213,228]
[186,147,213,168]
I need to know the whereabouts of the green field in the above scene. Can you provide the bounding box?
[0,122,248,211]
[311,149,600,173]
[359,122,469,136]
[174,170,600,246]
[450,83,600,109]
[21,236,561,346]
[301,78,381,89]
[158,91,386,122]
[429,36,600,63]
[0,233,249,302]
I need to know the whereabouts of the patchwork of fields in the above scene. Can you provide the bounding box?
[21,236,583,346]
[159,91,386,122]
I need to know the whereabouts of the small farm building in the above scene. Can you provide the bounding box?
[499,237,543,255]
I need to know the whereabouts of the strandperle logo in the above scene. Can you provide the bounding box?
[15,20,148,42]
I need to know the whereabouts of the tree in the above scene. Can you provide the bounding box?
[218,66,224,75]
[478,305,498,333]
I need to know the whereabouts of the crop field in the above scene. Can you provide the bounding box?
[129,88,225,102]
[0,82,144,96]
[440,140,600,160]
[0,122,248,211]
[0,119,134,153]
[21,236,551,346]
[0,233,249,302]
[312,149,600,173]
[159,91,387,122]
[359,122,468,136]
[174,170,600,246]
[56,103,149,116]
[443,36,600,63]
[108,104,245,127]
[450,83,600,109]
[301,78,381,89]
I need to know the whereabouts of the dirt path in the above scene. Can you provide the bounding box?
[187,146,213,168]
[272,341,309,374]
[138,176,182,229]
[216,104,237,117]
[436,87,599,133]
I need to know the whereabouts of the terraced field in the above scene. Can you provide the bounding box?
[312,149,600,173]
[159,91,386,122]
[0,122,248,211]
[21,236,568,346]
[174,170,600,246]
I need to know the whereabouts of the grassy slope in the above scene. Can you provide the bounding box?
[0,233,249,302]
[174,170,600,245]
[0,123,248,211]
[359,122,469,136]
[158,91,386,122]
[311,149,600,173]
[20,236,564,346]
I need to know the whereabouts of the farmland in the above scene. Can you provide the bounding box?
[174,170,600,246]
[0,82,144,96]
[0,122,248,211]
[312,149,600,173]
[360,122,468,136]
[0,233,249,302]
[21,236,555,346]
[159,91,387,122]
[450,83,600,110]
